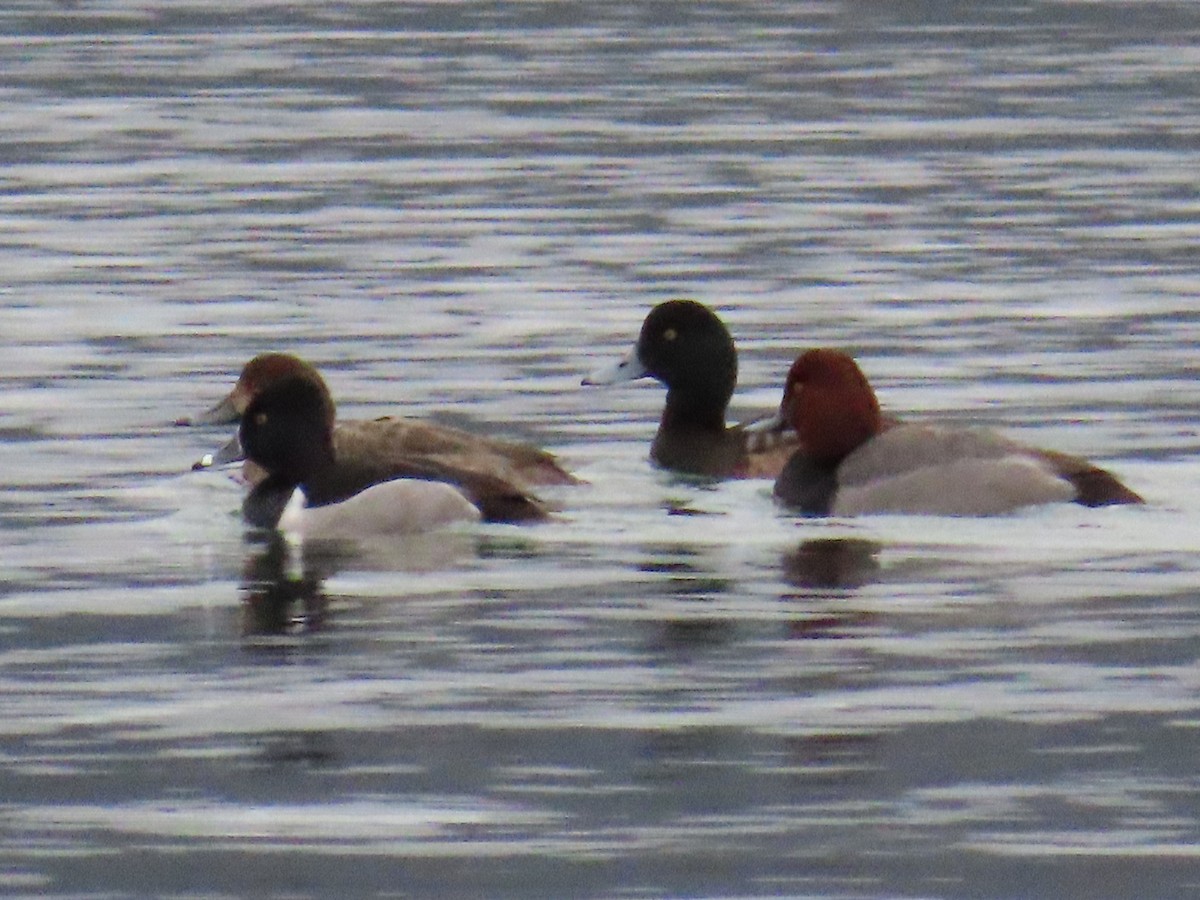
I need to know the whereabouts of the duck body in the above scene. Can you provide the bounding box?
[780,423,1086,516]
[276,481,480,541]
[239,373,542,535]
[193,353,560,522]
[770,349,1143,516]
[583,299,797,478]
[244,474,481,538]
[278,439,547,523]
[187,352,574,490]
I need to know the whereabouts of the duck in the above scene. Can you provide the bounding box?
[225,362,552,525]
[183,352,574,497]
[239,375,486,537]
[760,348,1144,516]
[582,299,798,478]
[185,352,575,488]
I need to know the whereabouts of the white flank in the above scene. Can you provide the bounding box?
[283,479,481,541]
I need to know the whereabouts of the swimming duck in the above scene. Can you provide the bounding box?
[239,376,487,536]
[582,299,797,478]
[184,352,574,492]
[184,353,574,487]
[232,366,551,525]
[761,349,1143,515]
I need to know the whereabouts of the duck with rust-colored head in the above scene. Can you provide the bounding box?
[765,349,1143,516]
[583,299,798,478]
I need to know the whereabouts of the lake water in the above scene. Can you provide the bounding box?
[1,1,1199,897]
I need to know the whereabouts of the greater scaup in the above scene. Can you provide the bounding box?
[583,299,797,477]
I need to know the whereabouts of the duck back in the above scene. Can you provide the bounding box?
[336,417,574,487]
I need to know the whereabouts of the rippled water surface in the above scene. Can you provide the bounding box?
[2,1,1200,897]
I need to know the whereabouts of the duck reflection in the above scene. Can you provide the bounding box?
[781,538,881,639]
[782,538,881,590]
[239,528,480,637]
[240,532,330,636]
[639,544,737,655]
[254,729,338,769]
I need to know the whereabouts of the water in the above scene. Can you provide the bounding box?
[1,1,1199,897]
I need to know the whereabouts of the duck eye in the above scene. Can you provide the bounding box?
[663,327,677,342]
[254,412,268,427]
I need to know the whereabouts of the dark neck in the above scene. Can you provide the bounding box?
[294,458,376,507]
[774,453,839,515]
[243,475,299,529]
[660,386,729,433]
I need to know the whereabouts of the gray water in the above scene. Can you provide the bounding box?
[2,1,1200,897]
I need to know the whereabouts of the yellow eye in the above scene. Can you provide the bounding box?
[663,327,677,342]
[255,412,268,426]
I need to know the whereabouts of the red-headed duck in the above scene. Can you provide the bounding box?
[234,367,551,526]
[185,352,575,494]
[763,349,1143,516]
[582,299,797,478]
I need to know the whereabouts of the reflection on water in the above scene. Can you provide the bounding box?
[2,0,1200,897]
[782,537,882,590]
[780,538,882,639]
[238,525,480,636]
[240,533,330,637]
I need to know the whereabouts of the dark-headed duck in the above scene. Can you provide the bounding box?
[762,349,1143,516]
[185,352,575,493]
[233,366,551,526]
[241,377,480,539]
[583,299,797,478]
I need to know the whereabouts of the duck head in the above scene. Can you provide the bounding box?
[186,353,335,426]
[584,299,737,429]
[781,349,882,466]
[240,376,337,487]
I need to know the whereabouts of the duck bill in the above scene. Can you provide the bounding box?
[741,406,795,455]
[191,433,246,471]
[581,347,649,386]
[180,391,242,427]
[742,407,790,437]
